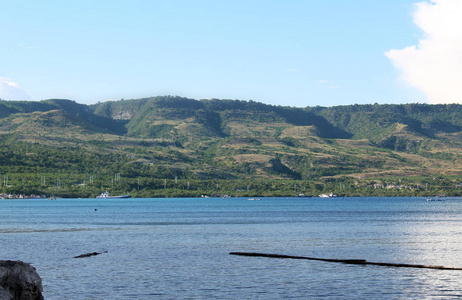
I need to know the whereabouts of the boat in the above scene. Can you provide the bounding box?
[319,193,337,198]
[298,194,312,198]
[96,191,130,199]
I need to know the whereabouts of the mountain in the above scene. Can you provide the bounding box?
[1,96,462,197]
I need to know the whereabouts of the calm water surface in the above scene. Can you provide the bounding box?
[1,197,462,299]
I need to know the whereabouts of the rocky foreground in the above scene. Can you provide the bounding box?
[0,261,43,300]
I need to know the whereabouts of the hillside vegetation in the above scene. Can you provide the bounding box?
[1,96,462,197]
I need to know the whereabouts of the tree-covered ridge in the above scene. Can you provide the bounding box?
[310,103,462,138]
[1,96,462,197]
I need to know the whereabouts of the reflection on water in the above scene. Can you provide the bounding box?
[1,197,462,299]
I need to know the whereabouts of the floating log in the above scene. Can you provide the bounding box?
[229,252,366,264]
[229,252,462,270]
[73,251,108,258]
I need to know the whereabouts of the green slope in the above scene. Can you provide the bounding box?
[1,97,462,197]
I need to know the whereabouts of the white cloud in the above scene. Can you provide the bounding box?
[317,79,340,89]
[386,0,462,104]
[0,77,32,100]
[18,43,43,50]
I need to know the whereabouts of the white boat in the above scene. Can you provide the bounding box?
[298,194,312,198]
[319,193,337,198]
[96,191,130,199]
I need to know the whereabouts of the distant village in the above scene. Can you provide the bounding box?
[0,193,49,200]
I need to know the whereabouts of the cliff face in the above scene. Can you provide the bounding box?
[0,260,43,300]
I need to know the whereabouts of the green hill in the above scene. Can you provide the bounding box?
[1,97,462,197]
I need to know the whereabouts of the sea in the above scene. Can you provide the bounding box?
[1,197,462,299]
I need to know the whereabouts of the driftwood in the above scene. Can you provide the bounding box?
[73,251,108,259]
[229,252,462,270]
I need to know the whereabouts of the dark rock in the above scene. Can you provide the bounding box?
[0,260,43,300]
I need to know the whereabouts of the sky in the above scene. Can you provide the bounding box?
[0,0,460,107]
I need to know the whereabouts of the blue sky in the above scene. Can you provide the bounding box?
[1,0,459,107]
